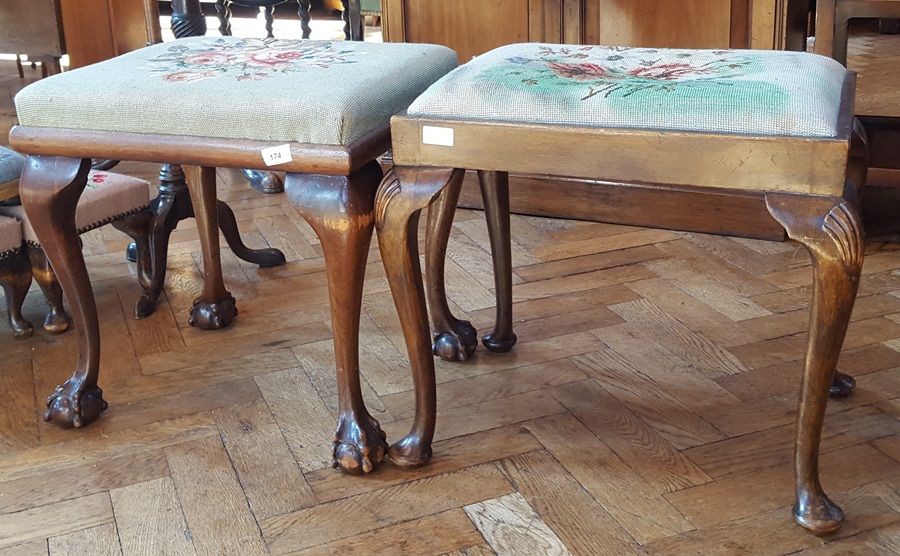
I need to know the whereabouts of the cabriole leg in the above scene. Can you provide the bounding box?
[20,156,108,428]
[28,246,70,333]
[478,170,517,353]
[286,161,387,475]
[0,249,34,338]
[376,166,464,468]
[425,171,477,362]
[766,192,863,534]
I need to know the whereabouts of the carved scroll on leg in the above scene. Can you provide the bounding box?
[766,192,863,534]
[286,161,387,475]
[425,171,477,362]
[20,156,108,428]
[478,170,517,353]
[376,166,463,468]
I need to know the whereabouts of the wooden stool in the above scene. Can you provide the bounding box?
[11,37,457,475]
[375,43,867,533]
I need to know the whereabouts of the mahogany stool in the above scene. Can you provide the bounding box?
[10,37,457,474]
[375,44,868,533]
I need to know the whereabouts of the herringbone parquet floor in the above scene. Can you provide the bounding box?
[1,22,899,556]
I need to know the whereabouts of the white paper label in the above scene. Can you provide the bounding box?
[422,126,454,147]
[261,144,293,166]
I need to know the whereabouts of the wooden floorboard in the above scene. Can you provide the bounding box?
[1,25,900,556]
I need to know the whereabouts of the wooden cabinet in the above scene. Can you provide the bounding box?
[381,0,809,239]
[383,0,800,62]
[60,0,155,69]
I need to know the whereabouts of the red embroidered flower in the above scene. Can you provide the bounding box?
[628,63,703,80]
[246,50,304,66]
[183,52,235,66]
[91,173,107,184]
[546,62,608,81]
[163,70,217,83]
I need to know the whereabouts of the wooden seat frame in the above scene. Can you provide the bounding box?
[10,122,495,475]
[373,72,868,533]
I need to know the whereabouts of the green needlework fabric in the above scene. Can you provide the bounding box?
[407,43,850,138]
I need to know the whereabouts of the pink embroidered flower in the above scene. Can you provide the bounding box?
[245,50,304,67]
[546,62,608,81]
[183,52,235,66]
[163,70,217,83]
[91,173,107,184]
[628,63,704,80]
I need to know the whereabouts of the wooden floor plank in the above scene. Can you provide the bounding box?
[464,493,572,556]
[166,437,269,556]
[48,523,121,556]
[110,477,197,556]
[261,464,514,555]
[0,493,113,550]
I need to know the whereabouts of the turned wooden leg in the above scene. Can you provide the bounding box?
[298,0,312,39]
[111,209,153,291]
[285,161,386,475]
[478,170,517,353]
[342,0,363,40]
[376,166,465,468]
[426,171,477,362]
[214,0,232,36]
[20,156,108,428]
[263,5,276,37]
[183,166,237,330]
[766,192,863,534]
[0,249,34,338]
[28,246,71,334]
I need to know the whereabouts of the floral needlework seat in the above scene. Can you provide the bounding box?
[373,43,867,535]
[407,43,849,138]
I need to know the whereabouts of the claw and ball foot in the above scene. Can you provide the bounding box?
[332,412,388,475]
[44,378,108,428]
[433,323,478,362]
[189,295,238,330]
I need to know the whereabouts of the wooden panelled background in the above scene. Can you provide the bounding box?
[0,16,899,556]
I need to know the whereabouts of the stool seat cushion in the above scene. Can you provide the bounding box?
[0,170,151,244]
[15,38,458,147]
[0,147,24,185]
[0,215,23,255]
[406,43,850,138]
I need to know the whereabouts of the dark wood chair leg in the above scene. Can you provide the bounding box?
[376,166,465,468]
[478,170,517,353]
[342,0,362,40]
[241,168,284,194]
[425,172,477,362]
[20,155,108,428]
[111,209,153,291]
[0,250,34,338]
[285,160,387,475]
[298,0,312,39]
[215,0,233,35]
[28,246,71,334]
[765,191,863,534]
[183,166,237,330]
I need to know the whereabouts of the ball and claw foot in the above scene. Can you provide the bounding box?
[482,331,517,353]
[829,371,856,398]
[331,413,388,475]
[189,295,238,330]
[793,493,844,534]
[44,379,108,428]
[432,320,478,362]
[388,435,433,469]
